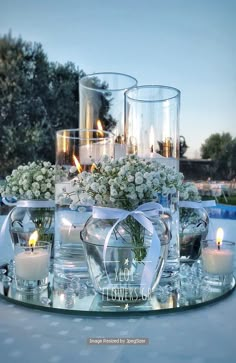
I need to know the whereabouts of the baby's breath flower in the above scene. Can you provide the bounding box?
[57,155,184,211]
[0,161,56,200]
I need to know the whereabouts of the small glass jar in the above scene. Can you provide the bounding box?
[201,239,235,287]
[14,241,51,294]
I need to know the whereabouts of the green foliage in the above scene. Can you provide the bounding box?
[0,32,85,177]
[200,132,236,179]
[80,75,117,132]
[200,132,232,159]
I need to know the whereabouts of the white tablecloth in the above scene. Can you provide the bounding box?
[0,217,236,363]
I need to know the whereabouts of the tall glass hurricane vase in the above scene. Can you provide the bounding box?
[54,129,114,278]
[125,85,181,278]
[79,72,137,159]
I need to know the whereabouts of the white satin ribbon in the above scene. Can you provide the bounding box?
[93,202,164,296]
[0,200,55,265]
[2,197,17,207]
[179,200,216,208]
[16,200,55,208]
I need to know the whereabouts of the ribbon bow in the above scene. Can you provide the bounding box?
[92,202,164,296]
[179,200,216,208]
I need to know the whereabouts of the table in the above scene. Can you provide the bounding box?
[0,218,236,363]
[194,182,230,202]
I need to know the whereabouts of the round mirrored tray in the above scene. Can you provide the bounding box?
[0,261,235,316]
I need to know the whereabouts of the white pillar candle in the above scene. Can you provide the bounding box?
[60,225,83,244]
[79,143,106,165]
[15,249,50,280]
[114,143,126,159]
[202,243,234,275]
[56,181,75,196]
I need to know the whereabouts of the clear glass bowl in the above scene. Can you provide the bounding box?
[81,212,171,301]
[179,207,209,261]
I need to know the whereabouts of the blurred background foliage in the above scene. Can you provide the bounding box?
[0,33,235,181]
[0,32,84,176]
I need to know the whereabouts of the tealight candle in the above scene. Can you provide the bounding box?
[201,228,235,278]
[15,248,50,280]
[14,231,51,293]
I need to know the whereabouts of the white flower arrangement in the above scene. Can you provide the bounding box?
[57,154,184,210]
[0,161,56,200]
[179,182,208,235]
[179,181,201,202]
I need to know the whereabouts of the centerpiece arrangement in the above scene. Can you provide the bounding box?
[0,161,55,252]
[62,154,184,300]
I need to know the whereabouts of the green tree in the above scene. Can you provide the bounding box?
[0,32,84,176]
[200,132,236,179]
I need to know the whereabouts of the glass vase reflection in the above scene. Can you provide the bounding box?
[9,201,54,257]
[180,207,209,262]
[55,129,114,276]
[81,211,171,301]
[79,72,137,159]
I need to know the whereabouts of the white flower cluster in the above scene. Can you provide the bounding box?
[65,155,184,210]
[179,182,207,234]
[0,161,55,200]
[179,181,201,202]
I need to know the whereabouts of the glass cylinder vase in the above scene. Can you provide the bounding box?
[125,85,181,278]
[54,128,115,278]
[79,72,137,159]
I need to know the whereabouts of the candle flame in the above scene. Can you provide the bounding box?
[29,230,38,248]
[97,120,104,137]
[216,227,224,246]
[62,131,68,153]
[90,163,97,172]
[73,155,82,173]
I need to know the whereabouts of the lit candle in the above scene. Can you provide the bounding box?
[162,137,173,157]
[97,120,104,137]
[14,231,50,280]
[201,228,234,275]
[73,155,82,173]
[161,100,173,157]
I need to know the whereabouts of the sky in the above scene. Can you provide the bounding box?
[1,0,236,158]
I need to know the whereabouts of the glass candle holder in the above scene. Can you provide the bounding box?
[201,240,235,286]
[125,85,181,278]
[54,128,115,277]
[79,72,137,159]
[14,241,51,294]
[125,85,180,169]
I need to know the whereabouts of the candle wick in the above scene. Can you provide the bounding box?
[30,244,34,252]
[217,243,220,251]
